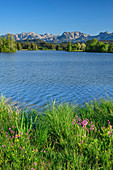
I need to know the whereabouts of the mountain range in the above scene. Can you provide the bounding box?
[1,31,113,43]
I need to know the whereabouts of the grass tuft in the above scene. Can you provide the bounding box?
[0,96,113,169]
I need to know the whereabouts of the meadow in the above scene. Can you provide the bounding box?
[0,95,113,169]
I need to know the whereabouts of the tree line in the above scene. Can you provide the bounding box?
[0,34,17,53]
[0,34,113,53]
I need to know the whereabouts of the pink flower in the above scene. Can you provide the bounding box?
[34,163,37,166]
[108,131,112,137]
[55,142,58,144]
[31,168,34,170]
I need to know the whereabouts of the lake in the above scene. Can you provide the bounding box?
[0,50,113,110]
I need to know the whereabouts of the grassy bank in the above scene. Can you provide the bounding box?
[0,96,113,169]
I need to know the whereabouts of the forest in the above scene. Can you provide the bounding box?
[0,34,113,53]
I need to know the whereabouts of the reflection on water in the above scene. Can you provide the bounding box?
[0,50,113,109]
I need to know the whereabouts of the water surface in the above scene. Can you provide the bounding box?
[0,50,113,110]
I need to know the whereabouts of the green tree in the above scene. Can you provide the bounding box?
[101,43,109,52]
[72,44,78,51]
[108,42,113,53]
[86,39,98,52]
[77,43,81,50]
[67,41,72,51]
[81,43,86,51]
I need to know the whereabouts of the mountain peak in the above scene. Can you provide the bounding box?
[1,31,113,43]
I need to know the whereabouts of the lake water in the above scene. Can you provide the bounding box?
[0,50,113,110]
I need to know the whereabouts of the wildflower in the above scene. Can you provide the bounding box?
[8,136,11,140]
[55,142,58,144]
[72,122,75,125]
[108,131,112,137]
[31,168,34,170]
[80,141,83,144]
[82,119,88,127]
[5,132,8,134]
[12,126,14,128]
[1,131,3,133]
[34,162,37,166]
[28,129,30,132]
[9,128,11,130]
[26,133,28,135]
[96,156,98,159]
[20,146,23,150]
[73,119,76,121]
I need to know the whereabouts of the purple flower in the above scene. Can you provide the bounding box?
[31,168,34,170]
[82,119,88,127]
[55,142,58,144]
[108,131,112,137]
[34,162,37,166]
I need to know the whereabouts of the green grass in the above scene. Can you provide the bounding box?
[0,95,113,169]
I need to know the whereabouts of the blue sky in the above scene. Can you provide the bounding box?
[0,0,113,35]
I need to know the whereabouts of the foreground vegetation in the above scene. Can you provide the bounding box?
[0,96,113,169]
[0,34,113,53]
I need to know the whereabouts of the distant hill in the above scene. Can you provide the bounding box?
[1,31,113,43]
